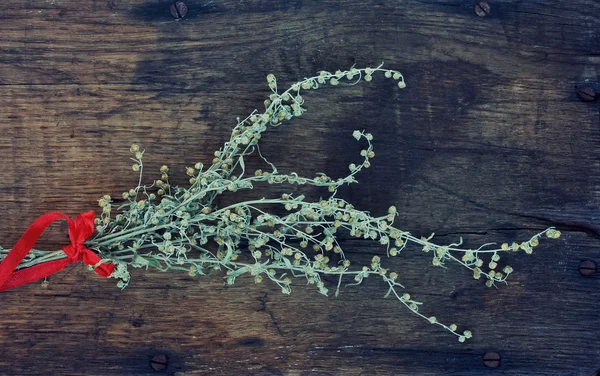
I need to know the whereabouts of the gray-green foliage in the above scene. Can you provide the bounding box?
[0,64,560,341]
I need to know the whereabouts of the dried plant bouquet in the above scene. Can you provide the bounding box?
[0,64,560,341]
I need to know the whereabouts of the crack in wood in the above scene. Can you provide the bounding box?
[257,292,283,336]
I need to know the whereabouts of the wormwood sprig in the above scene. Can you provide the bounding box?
[0,64,560,341]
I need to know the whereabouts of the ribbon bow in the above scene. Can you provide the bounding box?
[0,211,114,291]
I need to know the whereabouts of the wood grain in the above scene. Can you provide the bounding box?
[1,0,600,375]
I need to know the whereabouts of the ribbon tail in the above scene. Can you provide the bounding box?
[0,258,69,292]
[0,213,71,288]
[81,250,115,278]
[0,211,114,292]
[93,263,115,278]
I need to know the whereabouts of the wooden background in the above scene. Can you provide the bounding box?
[1,0,599,375]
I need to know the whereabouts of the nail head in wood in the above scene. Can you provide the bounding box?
[578,259,597,277]
[577,86,596,102]
[483,351,501,368]
[474,1,491,17]
[150,354,168,371]
[170,1,188,19]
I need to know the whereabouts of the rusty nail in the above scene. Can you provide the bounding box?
[150,354,168,371]
[483,352,501,368]
[577,86,596,102]
[474,1,491,17]
[578,260,597,277]
[170,1,188,19]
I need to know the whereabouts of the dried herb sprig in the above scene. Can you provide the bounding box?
[0,64,559,341]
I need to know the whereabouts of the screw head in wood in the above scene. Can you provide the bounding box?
[483,351,501,368]
[474,1,491,17]
[578,259,597,277]
[576,86,596,102]
[150,354,168,371]
[170,1,188,19]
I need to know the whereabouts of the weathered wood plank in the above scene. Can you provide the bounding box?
[0,0,600,375]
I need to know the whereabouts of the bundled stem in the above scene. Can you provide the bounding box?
[0,64,560,341]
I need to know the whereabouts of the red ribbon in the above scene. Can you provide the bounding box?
[0,211,114,291]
